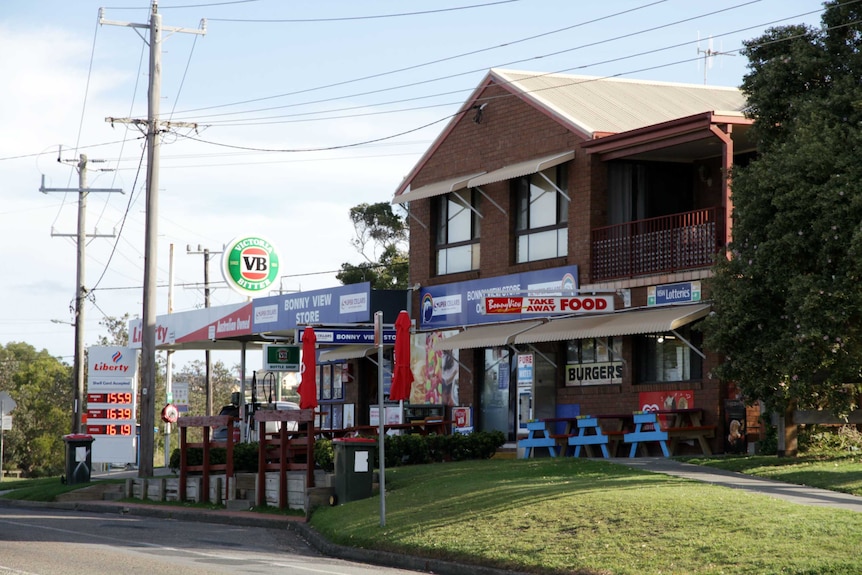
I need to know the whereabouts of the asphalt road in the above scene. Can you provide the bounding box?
[0,505,425,575]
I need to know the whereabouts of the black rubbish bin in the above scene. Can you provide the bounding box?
[63,434,95,485]
[331,437,376,505]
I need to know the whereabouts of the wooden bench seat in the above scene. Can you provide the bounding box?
[667,425,716,455]
[667,425,716,435]
[550,433,576,456]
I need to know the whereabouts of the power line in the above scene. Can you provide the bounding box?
[165,0,770,124]
[168,8,844,154]
[177,112,457,152]
[5,2,840,168]
[5,3,825,164]
[0,138,145,162]
[173,1,837,128]
[175,0,668,116]
[207,0,522,23]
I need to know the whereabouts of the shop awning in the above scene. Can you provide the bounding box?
[467,151,574,188]
[318,345,378,362]
[434,320,545,351]
[513,304,712,344]
[392,172,485,205]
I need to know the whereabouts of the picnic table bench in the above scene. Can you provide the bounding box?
[518,420,558,458]
[657,408,716,455]
[624,412,670,457]
[531,409,716,459]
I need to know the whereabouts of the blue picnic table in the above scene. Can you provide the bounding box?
[518,420,557,458]
[624,412,670,457]
[568,416,611,458]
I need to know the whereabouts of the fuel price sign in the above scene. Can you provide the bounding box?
[86,346,139,464]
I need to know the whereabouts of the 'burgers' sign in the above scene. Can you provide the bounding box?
[483,295,614,315]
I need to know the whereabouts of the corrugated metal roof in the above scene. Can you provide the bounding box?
[512,304,712,344]
[392,172,482,205]
[468,151,574,188]
[434,320,545,351]
[493,69,746,137]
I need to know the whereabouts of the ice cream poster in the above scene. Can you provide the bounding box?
[409,331,460,406]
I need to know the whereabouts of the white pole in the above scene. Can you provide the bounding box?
[376,311,386,526]
[0,398,4,483]
[164,243,174,468]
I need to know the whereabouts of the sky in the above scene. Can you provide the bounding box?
[0,0,825,371]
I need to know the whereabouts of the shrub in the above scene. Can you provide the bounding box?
[385,431,505,466]
[169,431,507,473]
[314,438,334,472]
[169,442,259,473]
[800,424,862,455]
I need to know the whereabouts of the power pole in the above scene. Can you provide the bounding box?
[101,2,205,477]
[186,245,223,417]
[40,154,122,434]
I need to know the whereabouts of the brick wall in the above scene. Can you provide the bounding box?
[400,80,731,451]
[408,81,590,289]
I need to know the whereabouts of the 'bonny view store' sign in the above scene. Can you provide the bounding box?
[252,282,372,332]
[420,265,579,329]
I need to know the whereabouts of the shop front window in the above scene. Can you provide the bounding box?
[635,326,702,384]
[565,337,623,386]
[479,348,510,436]
[318,363,344,401]
[316,363,346,430]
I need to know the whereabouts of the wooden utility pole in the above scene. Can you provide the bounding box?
[187,245,223,417]
[40,154,121,434]
[101,2,205,477]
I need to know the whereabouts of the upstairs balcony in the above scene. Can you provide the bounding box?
[591,207,724,282]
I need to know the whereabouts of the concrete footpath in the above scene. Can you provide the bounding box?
[608,457,862,512]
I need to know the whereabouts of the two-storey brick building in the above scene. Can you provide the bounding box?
[392,69,757,454]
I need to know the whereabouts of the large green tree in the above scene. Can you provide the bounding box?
[703,0,862,417]
[337,202,409,288]
[0,343,71,476]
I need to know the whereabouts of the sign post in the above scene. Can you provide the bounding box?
[0,391,16,483]
[375,310,386,526]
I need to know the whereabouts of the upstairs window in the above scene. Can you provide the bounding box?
[436,190,480,275]
[514,165,568,263]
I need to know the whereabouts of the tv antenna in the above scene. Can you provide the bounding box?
[697,33,733,85]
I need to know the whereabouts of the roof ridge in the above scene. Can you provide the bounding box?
[491,67,740,92]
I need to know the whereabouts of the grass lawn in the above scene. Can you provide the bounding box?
[685,453,862,497]
[0,476,120,501]
[4,456,862,574]
[310,458,862,575]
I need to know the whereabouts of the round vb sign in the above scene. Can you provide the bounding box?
[222,236,280,297]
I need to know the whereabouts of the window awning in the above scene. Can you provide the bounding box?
[392,172,485,205]
[467,151,574,188]
[318,345,378,363]
[513,304,712,344]
[434,320,545,351]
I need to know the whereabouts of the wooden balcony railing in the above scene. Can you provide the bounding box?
[591,207,724,282]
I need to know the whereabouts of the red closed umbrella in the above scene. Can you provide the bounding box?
[298,326,318,409]
[389,310,414,402]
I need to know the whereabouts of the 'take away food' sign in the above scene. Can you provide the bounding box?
[483,295,614,315]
